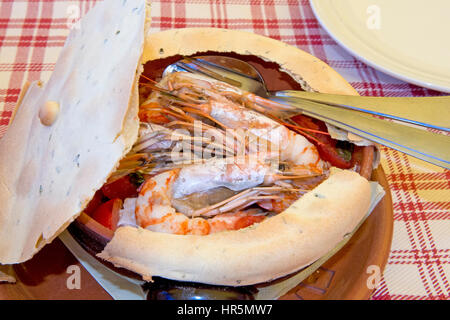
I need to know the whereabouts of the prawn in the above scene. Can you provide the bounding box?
[146,72,325,175]
[134,155,308,235]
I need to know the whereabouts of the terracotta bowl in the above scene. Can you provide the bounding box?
[69,52,391,300]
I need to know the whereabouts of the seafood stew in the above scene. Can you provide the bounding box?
[84,70,370,236]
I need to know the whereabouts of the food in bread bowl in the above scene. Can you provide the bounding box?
[0,0,381,287]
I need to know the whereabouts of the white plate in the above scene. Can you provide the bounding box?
[310,0,450,93]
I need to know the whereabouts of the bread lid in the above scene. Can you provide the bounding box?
[0,0,150,264]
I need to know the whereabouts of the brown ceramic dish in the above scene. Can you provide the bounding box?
[0,51,393,300]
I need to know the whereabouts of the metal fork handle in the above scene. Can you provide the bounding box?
[186,57,450,131]
[171,57,450,168]
[275,91,450,132]
[273,96,450,169]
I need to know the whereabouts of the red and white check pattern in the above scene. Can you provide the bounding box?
[0,0,448,300]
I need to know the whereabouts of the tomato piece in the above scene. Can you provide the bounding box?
[91,198,122,230]
[101,175,139,200]
[316,143,352,169]
[291,114,320,131]
[291,115,353,169]
[83,190,104,216]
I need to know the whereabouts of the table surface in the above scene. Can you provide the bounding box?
[0,0,448,300]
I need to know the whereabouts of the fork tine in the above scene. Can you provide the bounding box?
[189,57,261,81]
[177,57,269,97]
[176,60,242,87]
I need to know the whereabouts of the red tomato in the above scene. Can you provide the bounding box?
[101,175,138,200]
[291,114,320,131]
[316,143,352,169]
[291,115,353,169]
[91,198,121,230]
[84,190,104,216]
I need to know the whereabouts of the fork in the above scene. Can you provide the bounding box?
[165,57,450,169]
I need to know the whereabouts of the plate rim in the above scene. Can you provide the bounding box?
[310,0,450,93]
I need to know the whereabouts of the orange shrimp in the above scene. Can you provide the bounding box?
[134,168,267,235]
[133,155,304,235]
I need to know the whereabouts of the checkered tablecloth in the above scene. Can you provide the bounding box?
[0,0,448,300]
